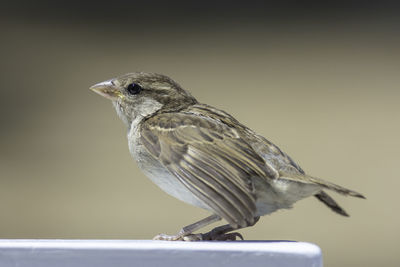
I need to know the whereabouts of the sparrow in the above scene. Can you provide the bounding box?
[90,72,365,241]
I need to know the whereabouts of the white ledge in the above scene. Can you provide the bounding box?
[0,240,322,267]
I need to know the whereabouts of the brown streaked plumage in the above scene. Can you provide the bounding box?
[90,72,365,241]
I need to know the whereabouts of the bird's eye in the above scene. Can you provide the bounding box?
[126,83,142,95]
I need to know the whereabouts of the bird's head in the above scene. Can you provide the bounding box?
[90,72,197,126]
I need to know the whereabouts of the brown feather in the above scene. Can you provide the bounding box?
[140,111,276,227]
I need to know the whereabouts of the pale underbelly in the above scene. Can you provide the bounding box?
[130,139,211,211]
[141,161,211,210]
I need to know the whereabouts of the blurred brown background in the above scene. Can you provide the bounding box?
[0,1,399,266]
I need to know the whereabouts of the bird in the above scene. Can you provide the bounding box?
[90,72,365,241]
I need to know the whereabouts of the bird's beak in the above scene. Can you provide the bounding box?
[90,80,124,100]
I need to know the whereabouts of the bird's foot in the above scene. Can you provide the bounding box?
[201,230,243,241]
[153,230,243,241]
[153,233,202,241]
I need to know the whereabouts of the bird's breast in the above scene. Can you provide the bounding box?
[127,122,210,210]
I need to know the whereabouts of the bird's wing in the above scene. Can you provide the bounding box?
[187,104,303,175]
[140,111,276,228]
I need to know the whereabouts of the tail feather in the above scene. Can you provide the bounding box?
[315,191,349,217]
[307,176,366,199]
[279,171,365,199]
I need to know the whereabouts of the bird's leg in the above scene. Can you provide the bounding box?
[153,214,221,241]
[201,216,260,241]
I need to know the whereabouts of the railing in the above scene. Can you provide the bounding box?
[0,240,322,267]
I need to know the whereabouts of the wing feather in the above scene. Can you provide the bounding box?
[140,112,275,227]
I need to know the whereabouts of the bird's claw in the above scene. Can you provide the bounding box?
[201,231,243,241]
[153,233,203,241]
[153,233,183,241]
[153,231,243,241]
